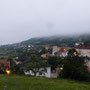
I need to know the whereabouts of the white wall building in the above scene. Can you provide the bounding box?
[52,46,60,56]
[76,49,90,57]
[24,67,51,78]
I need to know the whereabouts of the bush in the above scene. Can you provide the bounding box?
[10,65,24,75]
[59,49,90,81]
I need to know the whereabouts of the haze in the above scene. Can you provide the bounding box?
[0,0,90,45]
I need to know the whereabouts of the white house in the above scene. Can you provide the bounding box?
[24,67,51,78]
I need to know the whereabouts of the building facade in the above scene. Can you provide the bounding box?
[0,61,10,71]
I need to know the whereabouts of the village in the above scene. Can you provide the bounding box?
[0,0,90,89]
[0,42,90,78]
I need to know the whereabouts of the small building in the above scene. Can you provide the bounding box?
[52,46,60,56]
[24,67,59,78]
[14,60,22,65]
[75,46,90,57]
[0,61,10,71]
[44,45,50,50]
[52,46,70,56]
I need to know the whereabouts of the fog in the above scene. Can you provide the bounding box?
[0,0,90,45]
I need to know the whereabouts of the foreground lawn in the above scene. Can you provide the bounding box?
[0,75,90,90]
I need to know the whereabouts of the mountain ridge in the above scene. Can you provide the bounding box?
[0,34,90,48]
[19,34,90,46]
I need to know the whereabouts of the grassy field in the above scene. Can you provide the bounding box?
[0,75,90,90]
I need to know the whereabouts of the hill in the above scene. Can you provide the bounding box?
[19,34,90,46]
[0,34,90,49]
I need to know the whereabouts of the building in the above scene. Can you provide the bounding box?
[52,46,60,56]
[75,47,90,57]
[52,46,70,57]
[76,49,90,57]
[54,47,68,57]
[44,45,50,50]
[24,67,51,78]
[0,61,10,71]
[14,60,22,65]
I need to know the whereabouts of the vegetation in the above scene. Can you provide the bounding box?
[0,75,90,90]
[47,56,64,71]
[0,34,90,49]
[18,34,90,46]
[60,49,90,81]
[10,65,24,75]
[24,54,47,76]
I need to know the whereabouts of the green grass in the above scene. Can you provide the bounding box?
[0,75,90,90]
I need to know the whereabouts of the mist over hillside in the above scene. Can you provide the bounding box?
[0,33,90,49]
[19,33,90,46]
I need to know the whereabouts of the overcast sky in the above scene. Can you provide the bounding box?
[0,0,90,45]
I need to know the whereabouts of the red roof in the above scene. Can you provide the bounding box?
[41,54,46,58]
[0,61,10,64]
[61,47,65,51]
[75,46,90,49]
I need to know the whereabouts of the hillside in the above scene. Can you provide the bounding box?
[19,34,90,46]
[0,34,90,49]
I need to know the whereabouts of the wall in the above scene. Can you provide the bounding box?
[76,49,90,57]
[24,67,51,78]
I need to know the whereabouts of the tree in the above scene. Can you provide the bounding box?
[24,54,47,76]
[47,56,64,71]
[10,65,24,75]
[60,49,90,81]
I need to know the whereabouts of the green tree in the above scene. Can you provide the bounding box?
[47,56,64,71]
[24,54,47,76]
[10,65,24,75]
[60,49,90,81]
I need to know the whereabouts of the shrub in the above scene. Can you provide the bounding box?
[59,49,90,81]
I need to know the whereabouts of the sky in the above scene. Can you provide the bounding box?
[0,0,90,45]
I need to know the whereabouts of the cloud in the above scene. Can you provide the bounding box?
[0,0,90,44]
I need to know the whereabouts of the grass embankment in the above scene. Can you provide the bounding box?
[0,75,90,90]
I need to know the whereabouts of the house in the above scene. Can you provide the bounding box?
[44,45,50,50]
[0,61,10,71]
[75,46,90,56]
[55,47,68,57]
[75,42,84,46]
[14,60,22,65]
[76,49,90,57]
[52,46,60,56]
[52,47,69,57]
[24,67,59,78]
